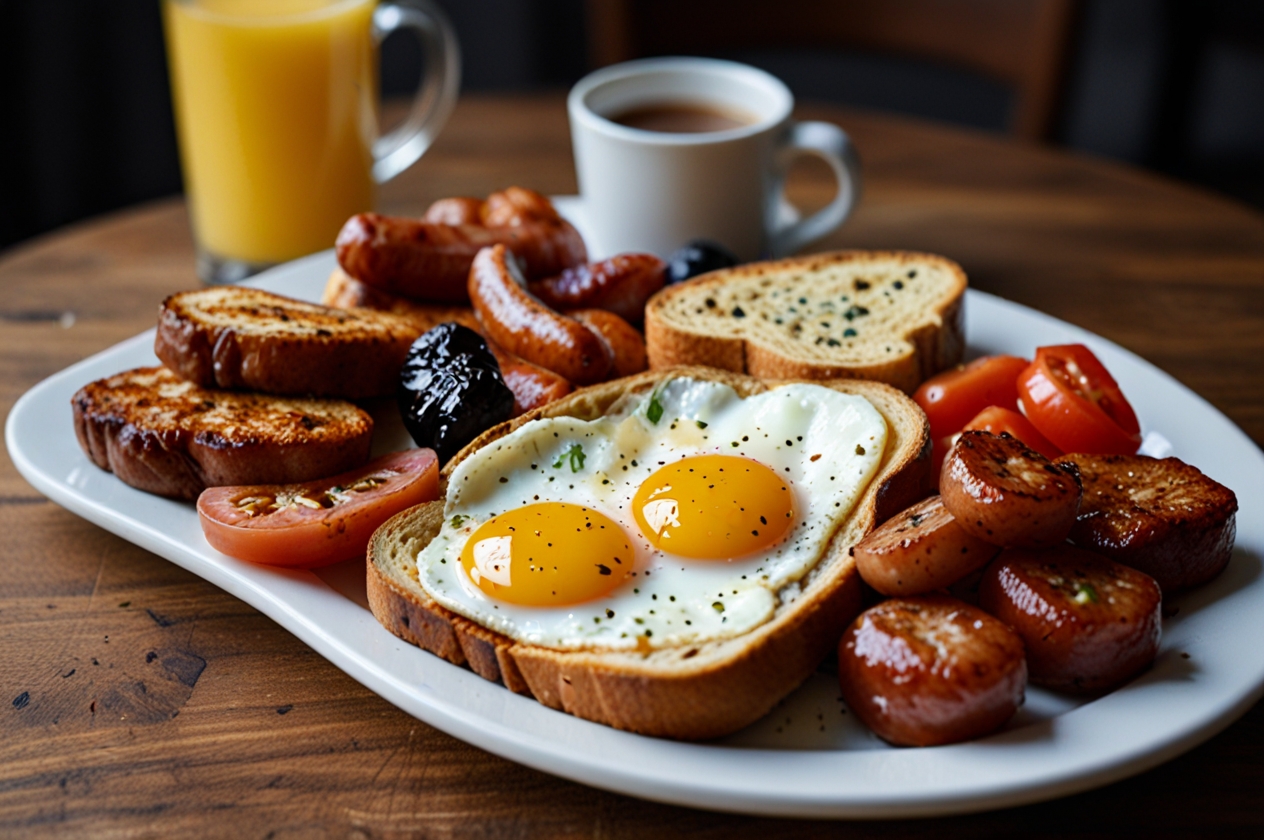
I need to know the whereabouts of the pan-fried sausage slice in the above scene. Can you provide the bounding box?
[853,495,1002,596]
[941,430,1082,547]
[979,545,1162,693]
[838,595,1026,747]
[568,309,647,379]
[1059,453,1237,594]
[469,245,613,386]
[528,254,666,324]
[335,213,587,304]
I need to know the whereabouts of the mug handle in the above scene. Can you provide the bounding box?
[371,1,462,184]
[768,121,862,257]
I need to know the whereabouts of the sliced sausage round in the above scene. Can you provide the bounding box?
[852,495,1001,596]
[1059,453,1238,594]
[979,544,1162,693]
[838,595,1027,747]
[940,430,1082,547]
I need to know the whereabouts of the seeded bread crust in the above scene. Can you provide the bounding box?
[155,287,427,399]
[72,367,373,500]
[367,366,931,739]
[644,251,967,394]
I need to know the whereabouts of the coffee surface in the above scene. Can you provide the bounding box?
[609,103,755,133]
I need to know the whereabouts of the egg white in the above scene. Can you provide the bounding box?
[416,378,887,651]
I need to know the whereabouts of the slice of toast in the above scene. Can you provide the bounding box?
[155,287,426,399]
[645,251,967,394]
[322,268,480,331]
[367,366,930,739]
[72,367,373,500]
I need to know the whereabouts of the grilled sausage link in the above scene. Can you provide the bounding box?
[485,340,574,415]
[568,309,647,379]
[528,254,667,324]
[940,430,1082,547]
[469,245,613,386]
[422,197,485,226]
[335,213,587,304]
[481,186,563,227]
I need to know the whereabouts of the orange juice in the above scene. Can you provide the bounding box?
[164,0,378,265]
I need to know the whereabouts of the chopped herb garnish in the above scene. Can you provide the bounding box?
[553,444,586,472]
[450,515,467,528]
[712,601,725,612]
[1073,583,1099,605]
[696,420,708,429]
[646,384,665,424]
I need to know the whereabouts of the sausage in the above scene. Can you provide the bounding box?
[568,309,647,379]
[1059,453,1237,594]
[940,430,1082,548]
[979,545,1162,693]
[335,213,587,304]
[528,254,667,324]
[481,186,563,226]
[486,340,574,415]
[469,245,613,386]
[852,495,1001,596]
[838,595,1026,746]
[422,197,485,226]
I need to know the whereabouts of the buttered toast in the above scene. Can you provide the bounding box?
[72,367,373,500]
[367,367,930,740]
[645,251,967,393]
[156,287,425,399]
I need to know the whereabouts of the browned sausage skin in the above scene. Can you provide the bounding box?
[838,595,1026,747]
[568,309,648,379]
[469,245,613,386]
[422,196,485,226]
[941,431,1082,547]
[852,495,1001,596]
[481,186,564,226]
[979,545,1162,694]
[335,213,587,304]
[528,254,667,324]
[485,340,573,415]
[1059,453,1238,594]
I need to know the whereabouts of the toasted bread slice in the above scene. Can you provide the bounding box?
[155,287,426,399]
[367,367,931,739]
[645,251,967,393]
[322,268,480,331]
[72,367,373,500]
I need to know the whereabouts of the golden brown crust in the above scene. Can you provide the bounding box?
[72,367,373,500]
[367,366,931,739]
[645,251,967,394]
[155,287,425,399]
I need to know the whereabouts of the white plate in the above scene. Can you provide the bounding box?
[7,202,1264,819]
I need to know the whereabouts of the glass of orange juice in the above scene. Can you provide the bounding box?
[163,0,459,283]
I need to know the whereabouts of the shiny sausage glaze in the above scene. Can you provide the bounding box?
[853,495,1002,596]
[485,340,573,415]
[838,595,1026,747]
[979,545,1162,693]
[528,253,667,324]
[422,197,485,226]
[468,245,613,385]
[941,431,1082,547]
[568,309,647,379]
[1059,453,1238,594]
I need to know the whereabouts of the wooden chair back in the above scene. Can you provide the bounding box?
[585,0,1081,141]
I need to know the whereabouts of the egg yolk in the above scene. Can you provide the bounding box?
[632,454,795,560]
[459,503,634,606]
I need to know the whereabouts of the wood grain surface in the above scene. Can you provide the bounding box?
[2,94,1263,838]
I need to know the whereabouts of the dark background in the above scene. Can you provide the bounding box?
[2,0,1262,253]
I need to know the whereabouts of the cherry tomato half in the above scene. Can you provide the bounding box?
[197,448,439,569]
[1017,345,1141,455]
[962,406,1062,460]
[913,355,1031,443]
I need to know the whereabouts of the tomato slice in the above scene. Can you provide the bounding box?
[962,405,1062,460]
[913,355,1031,443]
[1017,345,1141,455]
[197,448,439,569]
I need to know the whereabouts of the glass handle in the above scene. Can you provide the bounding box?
[371,0,461,184]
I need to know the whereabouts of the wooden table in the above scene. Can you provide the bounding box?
[3,94,1263,837]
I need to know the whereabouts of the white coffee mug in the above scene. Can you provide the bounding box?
[568,57,861,261]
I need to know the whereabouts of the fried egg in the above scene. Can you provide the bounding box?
[415,377,887,651]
